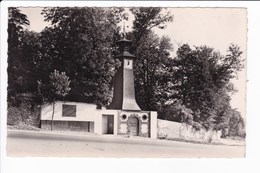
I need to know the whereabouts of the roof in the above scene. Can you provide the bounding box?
[117,38,132,44]
[115,51,135,58]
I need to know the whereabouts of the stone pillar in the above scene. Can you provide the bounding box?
[94,111,103,135]
[150,111,158,139]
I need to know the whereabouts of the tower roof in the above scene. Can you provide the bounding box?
[117,37,132,44]
[115,51,135,58]
[116,37,135,58]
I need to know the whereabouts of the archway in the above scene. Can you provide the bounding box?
[128,116,139,136]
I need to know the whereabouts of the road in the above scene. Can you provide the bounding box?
[6,130,245,158]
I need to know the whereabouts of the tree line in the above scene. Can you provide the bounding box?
[7,7,245,137]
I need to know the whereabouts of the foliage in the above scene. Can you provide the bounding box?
[49,70,71,100]
[7,101,40,127]
[35,7,125,106]
[7,7,30,105]
[158,101,193,124]
[130,7,173,51]
[8,7,30,46]
[226,109,246,137]
[168,44,244,131]
[7,13,42,126]
[133,32,173,110]
[128,7,174,111]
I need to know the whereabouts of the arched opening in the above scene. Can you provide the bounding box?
[128,116,139,136]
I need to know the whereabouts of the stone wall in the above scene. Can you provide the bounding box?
[157,119,221,143]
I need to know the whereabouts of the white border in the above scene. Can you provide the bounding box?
[1,1,260,173]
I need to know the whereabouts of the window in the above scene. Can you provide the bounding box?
[121,114,127,120]
[62,104,76,117]
[142,114,148,121]
[124,59,133,69]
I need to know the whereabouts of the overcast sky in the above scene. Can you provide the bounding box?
[20,7,247,118]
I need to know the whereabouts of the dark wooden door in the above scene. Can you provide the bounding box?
[129,117,139,136]
[102,115,114,134]
[107,115,114,134]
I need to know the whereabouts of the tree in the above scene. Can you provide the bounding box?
[19,30,42,96]
[8,7,30,46]
[37,7,125,106]
[7,8,46,127]
[170,44,244,130]
[127,7,174,111]
[130,7,173,52]
[7,7,30,105]
[50,70,71,100]
[134,32,173,110]
[226,109,245,137]
[49,70,71,131]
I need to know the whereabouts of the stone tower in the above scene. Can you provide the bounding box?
[105,32,157,139]
[107,37,141,111]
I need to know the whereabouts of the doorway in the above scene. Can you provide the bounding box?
[102,115,114,134]
[129,117,139,136]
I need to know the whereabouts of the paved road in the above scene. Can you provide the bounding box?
[7,130,245,158]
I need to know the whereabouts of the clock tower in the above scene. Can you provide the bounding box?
[107,37,141,111]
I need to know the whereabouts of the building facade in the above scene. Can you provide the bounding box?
[41,101,157,138]
[40,35,158,139]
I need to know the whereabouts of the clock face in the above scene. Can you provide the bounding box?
[124,59,133,69]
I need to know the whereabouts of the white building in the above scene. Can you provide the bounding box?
[41,101,157,139]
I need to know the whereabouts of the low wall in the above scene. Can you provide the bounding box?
[157,119,221,143]
[41,120,94,133]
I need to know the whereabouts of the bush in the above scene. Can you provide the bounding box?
[158,102,194,123]
[192,121,202,131]
[7,102,41,127]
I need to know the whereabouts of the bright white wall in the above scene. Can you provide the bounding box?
[41,101,98,121]
[41,101,119,135]
[150,111,158,139]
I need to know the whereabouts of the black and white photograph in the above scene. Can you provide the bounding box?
[4,5,247,158]
[4,1,260,173]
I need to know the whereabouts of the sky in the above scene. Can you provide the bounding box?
[19,7,247,118]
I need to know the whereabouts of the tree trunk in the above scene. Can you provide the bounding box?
[51,101,55,131]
